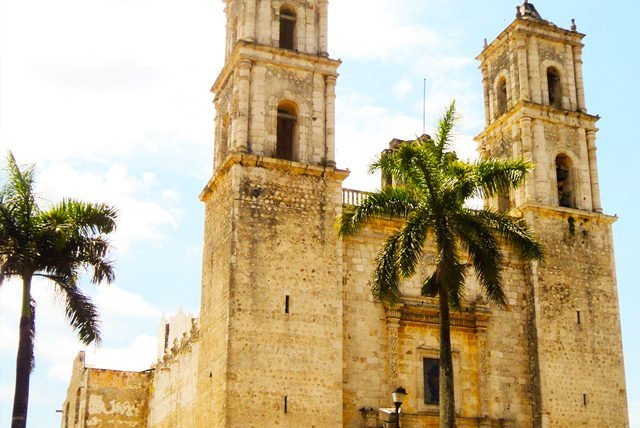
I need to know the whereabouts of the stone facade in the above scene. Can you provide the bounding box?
[61,2,629,427]
[61,352,152,427]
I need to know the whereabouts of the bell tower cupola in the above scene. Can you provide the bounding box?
[476,1,602,213]
[213,0,339,171]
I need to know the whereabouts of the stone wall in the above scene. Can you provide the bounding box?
[341,217,535,428]
[525,206,628,427]
[198,155,348,427]
[147,318,200,427]
[61,352,152,428]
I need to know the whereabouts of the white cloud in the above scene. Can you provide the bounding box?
[393,78,414,100]
[330,0,439,61]
[94,286,161,320]
[34,162,183,253]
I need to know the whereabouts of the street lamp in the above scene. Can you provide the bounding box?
[392,386,407,428]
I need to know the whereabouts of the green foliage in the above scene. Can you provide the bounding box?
[339,101,543,307]
[1,152,118,426]
[0,152,117,343]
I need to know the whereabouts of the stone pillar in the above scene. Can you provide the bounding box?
[324,75,337,167]
[517,38,530,102]
[532,120,547,204]
[565,45,578,110]
[232,59,252,153]
[243,0,257,42]
[481,66,491,125]
[576,128,593,211]
[586,130,603,212]
[318,0,329,57]
[386,310,401,387]
[508,40,518,108]
[573,46,587,112]
[478,329,490,421]
[520,117,535,203]
[528,38,542,104]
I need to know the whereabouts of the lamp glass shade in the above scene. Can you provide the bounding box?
[392,387,407,405]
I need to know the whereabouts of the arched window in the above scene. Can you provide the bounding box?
[497,77,508,116]
[547,67,562,109]
[279,7,296,50]
[276,102,298,161]
[555,154,574,208]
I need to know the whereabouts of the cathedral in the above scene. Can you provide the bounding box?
[61,1,629,427]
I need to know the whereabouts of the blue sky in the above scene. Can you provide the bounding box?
[0,0,638,426]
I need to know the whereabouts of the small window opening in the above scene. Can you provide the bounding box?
[547,67,562,109]
[285,295,290,314]
[284,395,288,413]
[164,322,170,353]
[279,7,296,50]
[555,154,574,208]
[583,393,588,406]
[576,310,581,324]
[276,103,298,161]
[423,358,440,405]
[497,77,508,116]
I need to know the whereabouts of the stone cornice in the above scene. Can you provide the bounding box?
[475,101,600,142]
[386,297,492,332]
[200,152,350,201]
[212,40,341,94]
[514,203,618,225]
[477,17,584,62]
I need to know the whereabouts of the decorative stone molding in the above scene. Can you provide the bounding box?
[386,297,492,332]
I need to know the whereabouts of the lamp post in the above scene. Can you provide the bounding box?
[392,386,407,428]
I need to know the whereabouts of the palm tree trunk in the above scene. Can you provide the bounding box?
[11,275,33,428]
[439,287,456,428]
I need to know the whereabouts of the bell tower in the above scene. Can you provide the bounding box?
[212,0,339,171]
[476,2,628,427]
[197,1,346,427]
[476,0,602,213]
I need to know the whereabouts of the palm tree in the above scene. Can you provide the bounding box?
[0,153,117,428]
[338,102,543,428]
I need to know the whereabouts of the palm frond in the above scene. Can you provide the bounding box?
[434,101,458,159]
[473,209,544,261]
[39,273,102,345]
[473,158,533,198]
[45,199,117,235]
[453,211,507,307]
[371,233,402,305]
[338,187,418,236]
[3,152,38,223]
[397,209,431,277]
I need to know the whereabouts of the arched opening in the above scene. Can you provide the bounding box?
[555,153,575,208]
[279,6,296,50]
[547,67,563,109]
[276,101,298,161]
[497,76,508,116]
